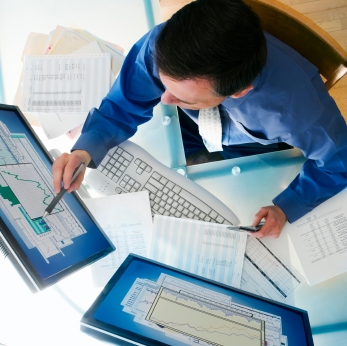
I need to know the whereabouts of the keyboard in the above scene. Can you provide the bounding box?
[85,140,240,225]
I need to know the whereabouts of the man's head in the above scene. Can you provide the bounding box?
[155,0,266,105]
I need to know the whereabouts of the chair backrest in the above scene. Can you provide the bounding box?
[243,0,347,90]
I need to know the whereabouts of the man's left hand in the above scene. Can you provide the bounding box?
[249,205,287,238]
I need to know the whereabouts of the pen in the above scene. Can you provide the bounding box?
[227,221,265,232]
[42,162,85,218]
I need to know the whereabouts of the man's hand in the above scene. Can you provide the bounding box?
[52,150,91,193]
[249,205,287,238]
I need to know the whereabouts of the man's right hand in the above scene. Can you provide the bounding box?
[52,150,91,194]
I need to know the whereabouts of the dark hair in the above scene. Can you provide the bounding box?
[155,0,267,96]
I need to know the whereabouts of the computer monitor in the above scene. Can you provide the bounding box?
[81,254,314,346]
[0,104,115,292]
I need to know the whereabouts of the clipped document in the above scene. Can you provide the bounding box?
[150,215,247,288]
[83,191,153,287]
[22,53,111,113]
[286,187,347,285]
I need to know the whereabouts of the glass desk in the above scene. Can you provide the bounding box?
[1,1,346,345]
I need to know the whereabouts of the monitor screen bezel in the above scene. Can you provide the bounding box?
[0,104,115,291]
[81,254,314,346]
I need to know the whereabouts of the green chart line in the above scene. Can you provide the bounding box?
[1,170,63,212]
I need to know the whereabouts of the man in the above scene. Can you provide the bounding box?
[53,0,347,238]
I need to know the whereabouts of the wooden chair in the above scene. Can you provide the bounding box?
[160,0,347,90]
[243,0,347,90]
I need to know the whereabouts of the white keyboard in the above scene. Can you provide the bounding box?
[86,140,240,225]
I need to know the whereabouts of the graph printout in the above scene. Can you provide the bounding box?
[151,215,247,288]
[120,274,285,346]
[286,187,347,285]
[22,53,111,112]
[0,116,111,280]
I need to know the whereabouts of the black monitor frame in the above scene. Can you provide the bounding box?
[81,254,314,346]
[0,104,115,292]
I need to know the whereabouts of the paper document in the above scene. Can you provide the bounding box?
[150,215,247,288]
[84,191,153,287]
[286,188,347,285]
[22,53,111,113]
[36,113,87,139]
[240,238,303,303]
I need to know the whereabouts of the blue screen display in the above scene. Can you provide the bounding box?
[0,107,113,285]
[92,257,311,346]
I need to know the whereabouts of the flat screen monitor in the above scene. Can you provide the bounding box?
[81,254,314,346]
[0,104,115,292]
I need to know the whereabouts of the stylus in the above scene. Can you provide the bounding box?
[42,162,85,218]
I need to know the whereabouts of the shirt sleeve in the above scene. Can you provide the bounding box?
[272,79,347,222]
[72,25,165,168]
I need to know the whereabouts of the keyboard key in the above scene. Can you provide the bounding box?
[209,210,218,219]
[173,185,181,194]
[216,215,224,223]
[166,181,174,189]
[122,151,133,161]
[149,177,164,190]
[160,177,168,185]
[145,183,158,194]
[152,172,161,180]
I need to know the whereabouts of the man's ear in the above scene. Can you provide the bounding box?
[231,85,254,99]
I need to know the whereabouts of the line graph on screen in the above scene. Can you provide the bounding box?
[0,163,63,219]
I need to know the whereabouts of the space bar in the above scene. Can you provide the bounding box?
[179,189,212,214]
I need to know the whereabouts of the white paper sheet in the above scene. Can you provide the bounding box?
[150,215,247,288]
[286,187,347,285]
[83,191,153,287]
[22,53,111,113]
[240,237,304,303]
[36,112,87,139]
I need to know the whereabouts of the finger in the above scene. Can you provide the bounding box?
[63,156,83,190]
[52,154,69,193]
[252,207,268,226]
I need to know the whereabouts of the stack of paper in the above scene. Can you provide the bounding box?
[15,25,125,139]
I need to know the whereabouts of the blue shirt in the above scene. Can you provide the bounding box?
[73,24,347,223]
